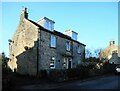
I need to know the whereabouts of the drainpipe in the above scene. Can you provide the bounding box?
[37,28,40,75]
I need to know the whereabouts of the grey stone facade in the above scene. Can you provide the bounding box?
[8,8,86,76]
[99,40,120,64]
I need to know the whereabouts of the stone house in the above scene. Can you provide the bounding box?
[8,8,86,76]
[99,40,120,64]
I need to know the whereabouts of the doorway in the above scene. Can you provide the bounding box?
[64,58,72,69]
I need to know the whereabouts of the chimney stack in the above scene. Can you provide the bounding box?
[21,8,28,19]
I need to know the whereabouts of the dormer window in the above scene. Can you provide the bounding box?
[37,17,55,31]
[64,30,78,40]
[45,20,48,27]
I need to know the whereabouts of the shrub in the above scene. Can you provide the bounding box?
[47,69,65,81]
[102,62,116,74]
[38,70,47,78]
[47,68,90,81]
[38,62,115,82]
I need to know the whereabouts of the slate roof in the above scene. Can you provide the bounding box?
[28,19,86,46]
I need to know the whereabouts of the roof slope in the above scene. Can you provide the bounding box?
[28,19,86,46]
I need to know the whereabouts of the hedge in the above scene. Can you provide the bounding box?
[38,62,116,82]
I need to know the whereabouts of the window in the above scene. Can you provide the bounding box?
[50,35,56,48]
[66,41,70,51]
[112,50,117,53]
[78,60,81,64]
[72,32,77,40]
[78,45,81,53]
[50,57,55,69]
[63,58,66,69]
[45,20,49,29]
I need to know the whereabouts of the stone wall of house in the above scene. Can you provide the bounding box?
[16,19,39,75]
[8,8,86,76]
[38,29,85,70]
[72,42,85,67]
[99,41,120,64]
[39,30,65,70]
[8,11,39,75]
[99,44,118,60]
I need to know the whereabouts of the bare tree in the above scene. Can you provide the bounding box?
[2,52,9,68]
[94,48,102,58]
[99,50,109,63]
[85,49,92,58]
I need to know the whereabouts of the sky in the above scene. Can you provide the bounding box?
[1,2,118,57]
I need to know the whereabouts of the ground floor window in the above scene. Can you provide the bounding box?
[50,57,55,69]
[63,58,66,69]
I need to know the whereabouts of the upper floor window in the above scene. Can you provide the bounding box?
[50,35,56,48]
[112,50,117,53]
[78,45,81,53]
[50,57,55,69]
[45,20,49,29]
[66,41,70,51]
[72,32,77,40]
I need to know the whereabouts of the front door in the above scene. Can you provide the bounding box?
[65,58,72,69]
[68,61,71,68]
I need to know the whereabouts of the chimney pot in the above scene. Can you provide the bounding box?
[109,40,115,46]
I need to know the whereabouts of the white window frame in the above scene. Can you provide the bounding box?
[50,57,55,69]
[66,41,70,51]
[50,35,56,48]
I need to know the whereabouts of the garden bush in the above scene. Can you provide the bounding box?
[38,62,116,82]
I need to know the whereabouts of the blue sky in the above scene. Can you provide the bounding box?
[1,2,118,56]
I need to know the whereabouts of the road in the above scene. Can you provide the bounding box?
[51,75,120,90]
[18,74,120,90]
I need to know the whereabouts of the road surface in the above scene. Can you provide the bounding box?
[18,74,120,90]
[51,75,120,89]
